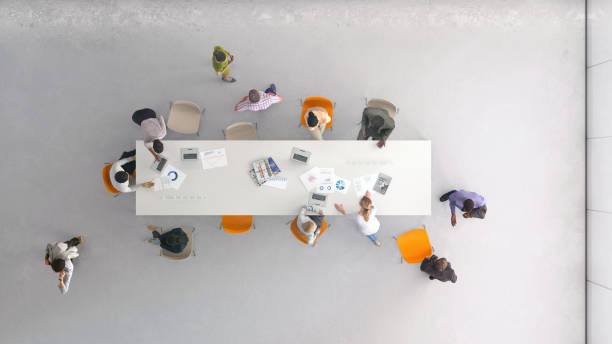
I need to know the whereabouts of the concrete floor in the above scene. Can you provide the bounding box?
[0,1,585,343]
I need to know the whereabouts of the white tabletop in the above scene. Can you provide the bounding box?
[136,140,430,216]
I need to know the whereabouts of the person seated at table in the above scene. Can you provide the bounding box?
[298,206,325,246]
[146,226,189,254]
[420,255,457,283]
[357,106,396,148]
[334,191,381,246]
[132,108,166,162]
[110,152,155,193]
[304,107,330,140]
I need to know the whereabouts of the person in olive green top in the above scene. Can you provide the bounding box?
[212,46,236,83]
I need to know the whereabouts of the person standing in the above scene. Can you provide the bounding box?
[132,108,166,162]
[439,189,487,226]
[297,207,324,246]
[212,46,236,83]
[420,255,457,283]
[234,84,282,112]
[304,107,331,140]
[334,191,381,246]
[44,236,83,294]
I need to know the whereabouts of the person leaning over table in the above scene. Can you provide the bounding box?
[212,45,236,83]
[334,191,382,246]
[420,255,457,283]
[439,189,487,227]
[357,106,396,148]
[298,206,325,246]
[44,236,83,294]
[132,108,166,162]
[110,155,155,193]
[304,107,331,140]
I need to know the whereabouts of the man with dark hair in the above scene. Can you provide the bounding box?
[110,154,155,193]
[303,106,330,140]
[420,255,457,283]
[357,106,396,148]
[212,45,236,83]
[44,236,83,294]
[439,189,487,226]
[132,108,166,162]
[234,84,282,112]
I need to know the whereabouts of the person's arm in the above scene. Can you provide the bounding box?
[234,96,249,111]
[58,267,72,295]
[147,147,161,161]
[450,269,457,283]
[298,207,310,225]
[44,253,50,266]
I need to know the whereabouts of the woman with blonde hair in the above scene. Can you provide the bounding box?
[334,191,381,246]
[297,207,324,246]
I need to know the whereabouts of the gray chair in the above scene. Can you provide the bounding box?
[365,97,398,118]
[159,226,196,260]
[167,101,205,135]
[223,122,258,140]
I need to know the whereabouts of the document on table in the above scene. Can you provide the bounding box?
[263,176,289,190]
[200,148,228,170]
[299,167,320,191]
[314,167,336,194]
[353,174,377,196]
[154,164,187,190]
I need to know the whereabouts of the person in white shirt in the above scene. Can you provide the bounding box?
[334,191,381,246]
[110,155,155,193]
[297,207,324,246]
[44,236,83,295]
[132,108,166,162]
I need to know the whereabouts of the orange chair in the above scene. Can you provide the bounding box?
[300,97,334,129]
[102,164,120,195]
[289,216,328,246]
[395,228,432,264]
[220,215,254,234]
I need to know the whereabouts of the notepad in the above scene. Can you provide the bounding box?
[263,176,289,190]
[200,148,228,170]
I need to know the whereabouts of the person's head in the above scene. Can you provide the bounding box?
[162,231,188,247]
[301,221,315,234]
[434,257,448,272]
[51,259,65,273]
[248,89,260,103]
[359,196,373,221]
[152,139,164,154]
[307,111,319,128]
[370,116,384,129]
[114,171,129,184]
[214,50,227,62]
[463,199,474,215]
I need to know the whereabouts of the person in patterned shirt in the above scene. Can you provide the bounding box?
[234,84,282,112]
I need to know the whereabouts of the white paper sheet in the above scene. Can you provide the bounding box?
[315,167,336,193]
[159,164,187,190]
[200,148,228,170]
[299,167,320,191]
[263,176,288,190]
[353,174,377,196]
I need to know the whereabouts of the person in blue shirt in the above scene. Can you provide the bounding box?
[146,226,188,254]
[439,189,487,226]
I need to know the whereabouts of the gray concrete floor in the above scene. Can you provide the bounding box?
[0,1,585,343]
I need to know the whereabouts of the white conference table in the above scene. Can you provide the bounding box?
[136,140,430,216]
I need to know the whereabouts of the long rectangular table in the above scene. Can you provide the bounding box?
[136,140,430,216]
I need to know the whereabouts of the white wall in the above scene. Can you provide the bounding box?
[587,1,612,343]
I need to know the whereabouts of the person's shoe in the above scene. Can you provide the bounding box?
[77,236,84,244]
[269,83,276,93]
[439,190,456,202]
[374,240,382,247]
[222,76,237,83]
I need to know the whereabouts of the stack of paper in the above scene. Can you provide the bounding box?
[153,164,187,191]
[353,174,377,196]
[263,176,289,190]
[201,148,228,170]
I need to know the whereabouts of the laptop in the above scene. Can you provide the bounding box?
[305,192,327,215]
[151,157,168,172]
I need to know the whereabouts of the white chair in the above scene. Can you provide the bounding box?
[223,122,258,140]
[167,101,204,135]
[159,226,196,260]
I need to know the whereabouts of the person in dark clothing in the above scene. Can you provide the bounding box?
[357,107,396,148]
[147,226,189,254]
[420,255,457,283]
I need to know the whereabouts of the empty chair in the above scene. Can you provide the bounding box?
[300,96,334,129]
[395,228,432,264]
[366,98,398,118]
[223,122,257,140]
[159,227,196,260]
[167,101,204,135]
[220,215,255,234]
[102,164,120,195]
[289,216,329,246]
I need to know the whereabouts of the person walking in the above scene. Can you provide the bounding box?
[334,191,381,246]
[439,189,487,227]
[420,255,457,283]
[234,84,282,112]
[44,236,83,294]
[212,46,236,83]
